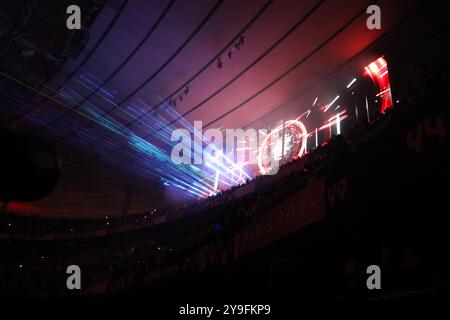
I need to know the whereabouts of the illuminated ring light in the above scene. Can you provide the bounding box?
[258,120,308,174]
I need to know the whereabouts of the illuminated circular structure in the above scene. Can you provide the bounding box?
[258,120,308,174]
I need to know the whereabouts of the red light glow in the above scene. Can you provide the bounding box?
[364,56,393,113]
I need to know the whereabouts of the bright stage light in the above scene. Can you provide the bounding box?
[257,120,308,175]
[346,78,357,88]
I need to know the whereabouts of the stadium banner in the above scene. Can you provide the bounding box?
[233,177,325,259]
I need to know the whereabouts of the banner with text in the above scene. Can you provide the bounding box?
[233,177,325,258]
